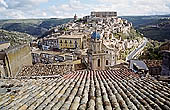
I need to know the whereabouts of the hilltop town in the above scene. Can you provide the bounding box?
[33,12,143,68]
[0,12,170,110]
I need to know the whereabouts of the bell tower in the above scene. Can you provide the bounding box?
[87,31,106,70]
[74,14,77,21]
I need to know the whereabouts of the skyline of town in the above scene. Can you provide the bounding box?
[0,0,170,19]
[0,9,170,110]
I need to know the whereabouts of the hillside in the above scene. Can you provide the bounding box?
[139,40,163,60]
[121,15,170,41]
[138,19,170,41]
[0,18,73,37]
[0,29,33,47]
[121,14,170,28]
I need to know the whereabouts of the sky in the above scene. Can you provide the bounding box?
[0,0,170,19]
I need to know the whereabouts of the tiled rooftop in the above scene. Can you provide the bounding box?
[0,69,170,110]
[18,64,72,78]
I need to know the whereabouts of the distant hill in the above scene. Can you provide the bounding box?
[121,15,170,41]
[0,29,33,47]
[138,19,170,41]
[121,14,170,28]
[0,18,73,37]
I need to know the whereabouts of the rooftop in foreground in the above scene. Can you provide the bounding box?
[0,69,170,110]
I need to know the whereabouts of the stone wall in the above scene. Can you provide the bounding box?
[0,42,10,51]
[5,44,32,77]
[161,51,170,76]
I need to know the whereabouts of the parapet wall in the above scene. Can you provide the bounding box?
[5,44,32,77]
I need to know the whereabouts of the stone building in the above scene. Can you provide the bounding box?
[0,44,32,78]
[91,11,117,18]
[144,60,162,76]
[57,35,83,49]
[103,45,117,67]
[161,50,170,76]
[87,31,116,70]
[74,14,78,21]
[0,41,10,51]
[87,31,106,70]
[32,52,64,64]
[41,35,86,50]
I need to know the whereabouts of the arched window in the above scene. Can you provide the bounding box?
[98,59,100,67]
[106,60,108,65]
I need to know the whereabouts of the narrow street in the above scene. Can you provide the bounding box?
[126,37,148,61]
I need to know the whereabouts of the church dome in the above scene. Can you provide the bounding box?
[91,32,100,39]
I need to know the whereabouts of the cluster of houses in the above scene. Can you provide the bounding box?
[34,11,142,68]
[0,11,170,80]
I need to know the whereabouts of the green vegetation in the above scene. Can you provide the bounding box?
[0,29,33,47]
[114,28,143,41]
[0,18,73,37]
[121,14,170,28]
[138,19,170,41]
[139,40,163,60]
[121,14,170,41]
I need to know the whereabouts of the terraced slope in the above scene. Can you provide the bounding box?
[0,69,170,110]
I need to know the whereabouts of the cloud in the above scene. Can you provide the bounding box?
[30,0,49,3]
[0,0,170,19]
[5,0,48,9]
[47,0,90,18]
[0,0,50,19]
[0,0,8,7]
[96,0,170,15]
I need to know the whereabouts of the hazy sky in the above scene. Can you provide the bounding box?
[0,0,170,19]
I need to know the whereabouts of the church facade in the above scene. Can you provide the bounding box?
[87,31,116,70]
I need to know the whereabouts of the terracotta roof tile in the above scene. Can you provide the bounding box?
[0,69,170,110]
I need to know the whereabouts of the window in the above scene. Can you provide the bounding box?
[106,60,109,65]
[75,40,77,44]
[70,40,72,44]
[60,40,62,43]
[75,40,78,48]
[98,59,100,67]
[106,51,108,54]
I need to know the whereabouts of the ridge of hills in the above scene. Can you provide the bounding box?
[121,14,170,41]
[0,29,33,47]
[1,14,170,42]
[0,18,73,37]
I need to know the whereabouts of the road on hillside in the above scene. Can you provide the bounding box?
[126,37,148,61]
